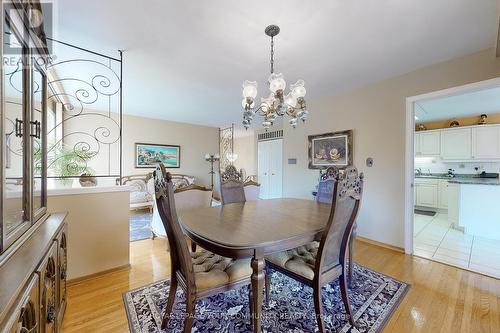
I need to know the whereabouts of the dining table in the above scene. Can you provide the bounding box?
[179,198,331,332]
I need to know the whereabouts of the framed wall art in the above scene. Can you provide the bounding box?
[308,130,353,169]
[135,143,180,168]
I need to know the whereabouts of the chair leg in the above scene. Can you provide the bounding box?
[248,287,254,327]
[151,231,157,240]
[191,241,197,253]
[161,275,178,329]
[339,273,356,328]
[264,272,270,305]
[348,236,354,288]
[183,292,196,333]
[313,285,326,333]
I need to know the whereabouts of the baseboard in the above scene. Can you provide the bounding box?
[67,264,131,285]
[356,236,405,253]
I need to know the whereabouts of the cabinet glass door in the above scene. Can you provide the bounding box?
[32,64,47,220]
[2,22,30,247]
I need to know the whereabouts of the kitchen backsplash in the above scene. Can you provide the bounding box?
[414,157,500,174]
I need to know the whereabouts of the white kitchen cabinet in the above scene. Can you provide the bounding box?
[415,179,438,208]
[415,131,440,156]
[447,183,460,227]
[472,125,500,159]
[438,180,449,209]
[440,128,472,160]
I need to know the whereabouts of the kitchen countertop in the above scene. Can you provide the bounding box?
[415,174,500,185]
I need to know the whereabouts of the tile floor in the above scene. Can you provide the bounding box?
[413,212,500,278]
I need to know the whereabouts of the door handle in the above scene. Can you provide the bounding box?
[15,118,23,137]
[30,120,41,139]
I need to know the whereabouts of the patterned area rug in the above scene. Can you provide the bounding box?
[130,211,152,242]
[123,264,409,332]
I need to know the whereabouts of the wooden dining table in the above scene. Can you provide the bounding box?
[179,198,331,332]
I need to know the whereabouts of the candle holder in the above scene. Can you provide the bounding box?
[205,153,220,190]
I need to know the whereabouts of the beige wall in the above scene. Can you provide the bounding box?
[234,135,256,176]
[48,190,130,280]
[64,112,219,187]
[122,114,219,187]
[418,112,500,130]
[282,48,500,248]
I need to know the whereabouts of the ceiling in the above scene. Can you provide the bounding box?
[415,86,500,122]
[54,0,499,128]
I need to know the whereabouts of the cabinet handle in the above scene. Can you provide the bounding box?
[15,118,23,137]
[29,120,41,139]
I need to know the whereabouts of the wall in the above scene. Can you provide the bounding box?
[282,48,500,248]
[234,134,256,177]
[418,112,500,130]
[64,112,219,188]
[414,157,500,175]
[48,189,130,280]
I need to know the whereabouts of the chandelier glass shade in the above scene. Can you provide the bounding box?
[242,25,308,130]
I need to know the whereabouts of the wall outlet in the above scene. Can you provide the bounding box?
[458,164,465,169]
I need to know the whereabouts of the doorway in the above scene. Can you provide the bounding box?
[405,77,500,279]
[257,138,283,199]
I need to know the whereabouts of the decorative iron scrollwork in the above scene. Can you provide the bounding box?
[338,167,364,199]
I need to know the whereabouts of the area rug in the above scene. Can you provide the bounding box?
[123,264,409,333]
[130,212,152,241]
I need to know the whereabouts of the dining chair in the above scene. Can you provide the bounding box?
[316,167,357,287]
[265,167,364,331]
[243,179,261,200]
[220,165,246,204]
[154,164,254,332]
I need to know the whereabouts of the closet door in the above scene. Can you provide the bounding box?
[268,139,283,199]
[257,141,270,199]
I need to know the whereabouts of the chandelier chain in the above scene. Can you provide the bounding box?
[270,36,274,74]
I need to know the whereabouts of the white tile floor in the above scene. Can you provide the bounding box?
[413,212,500,279]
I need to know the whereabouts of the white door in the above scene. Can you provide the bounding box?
[268,139,283,198]
[419,131,440,156]
[472,126,500,159]
[257,141,270,199]
[257,139,283,199]
[440,128,472,160]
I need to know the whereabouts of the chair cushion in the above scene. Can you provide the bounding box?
[265,242,341,281]
[130,191,151,204]
[191,250,252,291]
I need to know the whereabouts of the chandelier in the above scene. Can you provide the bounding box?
[241,25,308,130]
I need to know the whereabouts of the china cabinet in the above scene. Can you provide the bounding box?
[0,1,67,331]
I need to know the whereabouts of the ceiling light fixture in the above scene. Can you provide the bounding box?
[241,25,308,130]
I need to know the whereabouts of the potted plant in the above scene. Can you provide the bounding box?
[35,143,97,187]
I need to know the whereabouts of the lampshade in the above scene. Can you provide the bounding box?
[268,73,286,93]
[284,93,297,108]
[290,79,306,98]
[242,80,258,99]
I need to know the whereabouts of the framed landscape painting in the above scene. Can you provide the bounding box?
[308,130,353,169]
[135,143,180,168]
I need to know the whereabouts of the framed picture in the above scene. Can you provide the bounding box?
[308,130,353,169]
[135,143,180,168]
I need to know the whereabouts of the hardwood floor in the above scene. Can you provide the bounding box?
[62,239,500,332]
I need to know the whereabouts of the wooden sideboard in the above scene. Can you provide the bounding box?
[0,213,68,332]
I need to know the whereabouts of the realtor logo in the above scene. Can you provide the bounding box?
[3,0,54,56]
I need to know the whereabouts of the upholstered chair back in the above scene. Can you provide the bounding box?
[316,167,340,204]
[243,181,260,201]
[220,165,246,204]
[174,184,212,211]
[154,164,195,287]
[316,167,364,274]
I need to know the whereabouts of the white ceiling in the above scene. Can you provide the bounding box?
[54,0,499,128]
[415,86,500,122]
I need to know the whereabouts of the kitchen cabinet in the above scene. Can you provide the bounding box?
[447,183,460,227]
[415,179,438,208]
[472,125,500,159]
[415,131,440,156]
[438,180,449,209]
[440,128,472,160]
